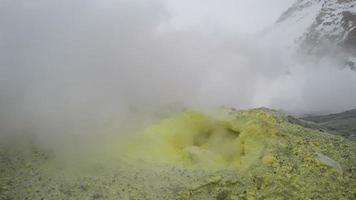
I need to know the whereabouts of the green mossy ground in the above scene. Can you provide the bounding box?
[0,108,355,200]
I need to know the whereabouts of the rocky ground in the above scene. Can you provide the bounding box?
[0,108,355,200]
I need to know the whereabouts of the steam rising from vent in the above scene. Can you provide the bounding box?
[0,0,356,143]
[121,110,278,170]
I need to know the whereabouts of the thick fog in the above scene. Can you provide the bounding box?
[1,0,356,141]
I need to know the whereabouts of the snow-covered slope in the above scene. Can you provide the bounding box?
[300,0,356,54]
[271,0,324,51]
[264,0,356,65]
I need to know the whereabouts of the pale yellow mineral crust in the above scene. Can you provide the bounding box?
[1,108,355,199]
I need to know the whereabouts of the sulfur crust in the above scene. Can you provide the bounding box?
[1,108,355,200]
[122,110,279,171]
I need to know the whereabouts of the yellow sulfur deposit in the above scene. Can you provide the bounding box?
[123,109,279,170]
[2,108,355,200]
[261,154,277,166]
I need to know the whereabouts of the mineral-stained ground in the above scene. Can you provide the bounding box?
[0,108,355,200]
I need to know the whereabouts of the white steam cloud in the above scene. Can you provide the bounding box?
[0,0,355,141]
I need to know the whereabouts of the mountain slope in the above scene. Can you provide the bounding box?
[265,0,356,67]
[299,0,356,55]
[1,108,355,199]
[302,108,356,139]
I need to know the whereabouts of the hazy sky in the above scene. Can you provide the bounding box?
[164,0,295,34]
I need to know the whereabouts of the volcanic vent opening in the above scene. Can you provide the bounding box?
[124,110,278,170]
